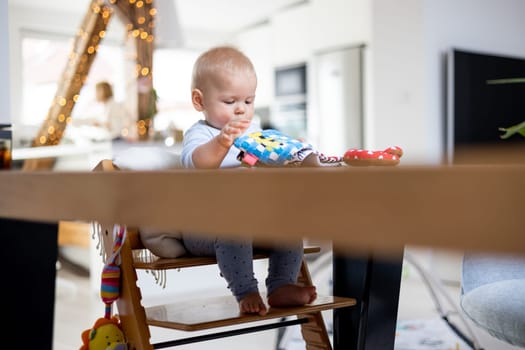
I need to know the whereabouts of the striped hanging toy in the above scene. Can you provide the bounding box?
[100,224,127,319]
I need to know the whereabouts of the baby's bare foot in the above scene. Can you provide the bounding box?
[268,284,317,308]
[239,292,268,316]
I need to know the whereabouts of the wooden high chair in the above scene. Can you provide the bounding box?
[93,159,356,350]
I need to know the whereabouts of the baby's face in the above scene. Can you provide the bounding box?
[201,70,257,129]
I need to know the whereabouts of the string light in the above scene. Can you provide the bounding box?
[33,0,157,148]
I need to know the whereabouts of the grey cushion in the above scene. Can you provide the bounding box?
[139,227,186,258]
[113,146,181,170]
[461,254,525,347]
[112,146,186,258]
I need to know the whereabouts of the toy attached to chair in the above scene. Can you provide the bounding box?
[80,316,127,350]
[80,225,128,350]
[234,129,403,167]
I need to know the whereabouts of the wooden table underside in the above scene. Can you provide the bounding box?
[1,164,524,256]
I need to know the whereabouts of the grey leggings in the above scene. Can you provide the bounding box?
[181,233,304,301]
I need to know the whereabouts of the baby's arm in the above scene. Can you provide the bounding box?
[191,118,251,169]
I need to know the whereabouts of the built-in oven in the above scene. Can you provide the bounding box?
[270,63,308,139]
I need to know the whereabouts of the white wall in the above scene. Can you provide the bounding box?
[310,0,371,53]
[236,23,274,108]
[371,0,525,164]
[1,1,10,124]
[269,0,370,67]
[370,0,426,162]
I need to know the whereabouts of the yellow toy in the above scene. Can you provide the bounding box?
[80,225,128,349]
[80,316,127,350]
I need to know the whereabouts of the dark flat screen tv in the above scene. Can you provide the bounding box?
[447,48,525,162]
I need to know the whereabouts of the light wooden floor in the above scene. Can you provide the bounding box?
[53,249,522,350]
[54,266,285,350]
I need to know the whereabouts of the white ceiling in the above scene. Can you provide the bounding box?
[9,0,304,48]
[175,0,300,33]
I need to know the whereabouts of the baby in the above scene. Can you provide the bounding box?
[180,46,317,315]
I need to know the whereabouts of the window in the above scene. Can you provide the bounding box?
[21,35,126,127]
[151,48,201,133]
[20,35,201,141]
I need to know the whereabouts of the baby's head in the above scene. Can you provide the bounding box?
[191,46,257,129]
[191,46,256,93]
[95,81,113,103]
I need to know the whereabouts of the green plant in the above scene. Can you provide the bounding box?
[146,88,158,120]
[486,77,525,139]
[499,121,525,139]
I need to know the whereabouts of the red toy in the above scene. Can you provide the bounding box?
[343,146,403,166]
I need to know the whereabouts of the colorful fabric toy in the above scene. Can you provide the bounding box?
[81,224,128,349]
[234,129,403,167]
[101,225,126,319]
[234,129,319,166]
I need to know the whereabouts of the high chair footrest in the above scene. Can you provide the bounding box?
[144,294,356,331]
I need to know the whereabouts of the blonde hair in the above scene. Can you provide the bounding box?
[191,46,256,91]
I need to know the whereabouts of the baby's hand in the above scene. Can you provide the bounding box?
[217,117,251,148]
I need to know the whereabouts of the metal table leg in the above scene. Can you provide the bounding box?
[1,218,58,350]
[333,249,404,350]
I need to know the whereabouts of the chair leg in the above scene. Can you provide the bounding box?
[115,235,154,350]
[297,259,333,350]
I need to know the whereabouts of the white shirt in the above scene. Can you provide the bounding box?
[181,120,260,168]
